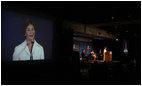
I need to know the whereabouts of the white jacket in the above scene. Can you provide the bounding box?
[13,40,44,61]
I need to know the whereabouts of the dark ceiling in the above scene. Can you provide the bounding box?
[2,1,141,24]
[2,1,141,39]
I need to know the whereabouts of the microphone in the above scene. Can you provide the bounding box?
[30,41,34,60]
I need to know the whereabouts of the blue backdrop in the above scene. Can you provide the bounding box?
[1,9,54,61]
[73,40,92,58]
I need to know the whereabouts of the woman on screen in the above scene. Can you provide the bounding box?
[13,19,44,61]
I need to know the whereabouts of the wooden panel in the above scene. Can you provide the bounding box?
[105,51,112,61]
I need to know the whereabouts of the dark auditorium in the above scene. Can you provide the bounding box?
[1,1,141,85]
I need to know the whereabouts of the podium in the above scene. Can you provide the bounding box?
[104,51,112,61]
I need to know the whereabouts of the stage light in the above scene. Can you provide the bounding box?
[112,16,114,19]
[128,14,132,18]
[116,39,118,41]
[114,26,118,28]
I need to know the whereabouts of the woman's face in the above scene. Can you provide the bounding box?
[25,24,35,41]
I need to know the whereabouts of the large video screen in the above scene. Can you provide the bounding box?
[2,9,53,61]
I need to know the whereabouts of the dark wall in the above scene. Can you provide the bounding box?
[52,20,73,62]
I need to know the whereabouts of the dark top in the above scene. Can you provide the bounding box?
[98,51,103,57]
[81,52,86,58]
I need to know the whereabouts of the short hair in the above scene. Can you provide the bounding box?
[22,19,36,35]
[82,49,85,52]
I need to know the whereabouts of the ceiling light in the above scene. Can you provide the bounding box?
[114,26,118,28]
[112,16,114,19]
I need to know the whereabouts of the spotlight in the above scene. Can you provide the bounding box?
[116,39,118,41]
[114,26,118,28]
[112,16,114,19]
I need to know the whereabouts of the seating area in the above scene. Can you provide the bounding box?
[2,59,138,85]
